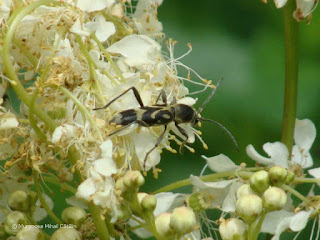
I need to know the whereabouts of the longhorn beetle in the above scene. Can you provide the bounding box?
[94,79,239,170]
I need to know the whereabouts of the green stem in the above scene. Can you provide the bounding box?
[294,177,320,184]
[42,176,77,194]
[33,170,63,224]
[2,0,58,131]
[153,168,263,194]
[281,0,299,154]
[282,184,310,204]
[88,203,111,240]
[250,211,267,240]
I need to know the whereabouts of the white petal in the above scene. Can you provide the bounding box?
[261,210,294,234]
[154,192,180,216]
[76,0,109,12]
[263,142,289,168]
[70,18,90,37]
[51,126,64,143]
[274,0,288,8]
[100,140,113,158]
[308,167,320,179]
[34,194,54,221]
[289,209,313,231]
[294,119,316,151]
[86,15,116,42]
[151,62,167,83]
[93,158,117,177]
[76,177,97,200]
[291,145,313,168]
[222,181,242,212]
[0,116,19,129]
[202,154,239,173]
[190,175,235,190]
[107,34,161,67]
[65,196,88,209]
[246,144,273,165]
[169,123,195,143]
[177,97,197,106]
[131,128,161,170]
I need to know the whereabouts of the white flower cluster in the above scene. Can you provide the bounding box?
[0,0,215,236]
[186,118,318,240]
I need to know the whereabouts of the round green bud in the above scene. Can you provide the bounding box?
[155,213,175,239]
[137,192,148,203]
[236,194,263,223]
[141,195,157,211]
[7,190,30,212]
[219,218,247,240]
[4,211,29,235]
[285,171,295,184]
[123,171,145,188]
[249,170,270,193]
[269,166,287,186]
[62,207,87,229]
[169,207,196,235]
[16,228,45,240]
[51,228,81,240]
[263,187,287,211]
[236,184,257,199]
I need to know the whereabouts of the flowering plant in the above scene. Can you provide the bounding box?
[0,0,319,240]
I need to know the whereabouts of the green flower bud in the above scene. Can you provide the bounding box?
[155,213,175,239]
[16,228,45,240]
[141,195,157,211]
[236,184,257,199]
[123,171,145,188]
[169,207,196,235]
[62,207,87,229]
[285,171,295,184]
[51,228,81,240]
[263,187,287,211]
[7,190,30,212]
[236,194,263,223]
[250,170,270,193]
[4,211,29,235]
[219,218,247,240]
[137,192,148,203]
[269,166,287,185]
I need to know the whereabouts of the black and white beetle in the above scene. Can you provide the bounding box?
[94,79,238,169]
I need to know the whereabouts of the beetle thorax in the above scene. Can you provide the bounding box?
[172,104,196,124]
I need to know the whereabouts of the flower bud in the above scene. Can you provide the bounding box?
[137,192,148,203]
[219,218,247,240]
[123,171,145,188]
[249,170,270,193]
[141,195,157,211]
[16,228,45,240]
[263,187,287,211]
[285,171,295,184]
[62,207,87,229]
[155,213,175,239]
[51,228,81,240]
[7,190,30,212]
[236,194,263,223]
[4,211,29,235]
[269,166,287,185]
[169,207,197,235]
[236,184,257,199]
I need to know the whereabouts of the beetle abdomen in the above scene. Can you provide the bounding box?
[109,109,137,125]
[141,107,174,126]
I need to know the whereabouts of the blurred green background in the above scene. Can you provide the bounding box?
[141,0,320,239]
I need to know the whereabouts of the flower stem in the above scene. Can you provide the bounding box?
[281,0,299,154]
[282,184,310,204]
[153,168,263,194]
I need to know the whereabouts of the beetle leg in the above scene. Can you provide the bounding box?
[94,87,144,110]
[108,123,135,137]
[175,122,189,154]
[143,125,167,170]
[154,89,168,106]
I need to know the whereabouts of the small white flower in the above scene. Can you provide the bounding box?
[0,114,19,130]
[293,0,316,21]
[76,0,114,12]
[0,0,13,24]
[246,118,316,169]
[85,14,116,42]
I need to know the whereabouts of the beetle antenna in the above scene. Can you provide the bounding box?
[199,117,239,151]
[197,77,223,114]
